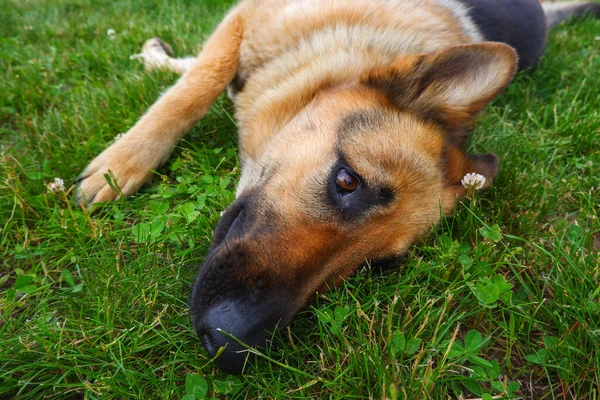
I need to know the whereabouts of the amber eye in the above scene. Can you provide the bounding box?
[336,169,359,193]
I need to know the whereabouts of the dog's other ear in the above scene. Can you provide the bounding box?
[445,148,500,189]
[362,43,518,130]
[469,153,500,189]
[440,150,500,214]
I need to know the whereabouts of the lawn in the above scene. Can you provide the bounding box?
[1,0,599,398]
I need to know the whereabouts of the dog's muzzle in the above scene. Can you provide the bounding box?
[190,196,296,374]
[193,291,289,374]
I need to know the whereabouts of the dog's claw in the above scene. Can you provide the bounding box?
[75,135,158,205]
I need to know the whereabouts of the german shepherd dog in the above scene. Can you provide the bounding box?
[76,0,600,373]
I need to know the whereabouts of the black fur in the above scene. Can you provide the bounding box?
[228,72,246,96]
[337,109,383,136]
[459,0,547,70]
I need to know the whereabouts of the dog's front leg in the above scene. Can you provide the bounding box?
[76,8,244,204]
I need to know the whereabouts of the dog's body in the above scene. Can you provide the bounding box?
[76,0,600,373]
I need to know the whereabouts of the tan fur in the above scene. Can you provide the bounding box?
[77,0,518,309]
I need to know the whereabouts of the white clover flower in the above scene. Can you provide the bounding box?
[107,28,116,40]
[47,177,66,194]
[461,172,486,191]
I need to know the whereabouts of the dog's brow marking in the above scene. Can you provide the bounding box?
[337,110,383,137]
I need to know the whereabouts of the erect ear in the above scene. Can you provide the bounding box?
[362,43,518,129]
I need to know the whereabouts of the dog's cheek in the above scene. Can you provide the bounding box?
[443,145,473,183]
[441,184,466,215]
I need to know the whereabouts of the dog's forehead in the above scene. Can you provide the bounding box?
[336,109,385,138]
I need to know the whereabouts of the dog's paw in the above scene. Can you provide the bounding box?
[142,38,174,57]
[138,38,175,71]
[76,135,162,205]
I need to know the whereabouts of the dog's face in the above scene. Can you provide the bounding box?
[190,43,517,373]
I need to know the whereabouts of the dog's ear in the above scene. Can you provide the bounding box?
[445,149,500,189]
[440,150,500,214]
[362,43,518,129]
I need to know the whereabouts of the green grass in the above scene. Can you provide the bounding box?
[1,0,599,398]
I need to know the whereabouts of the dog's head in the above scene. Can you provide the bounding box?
[190,43,517,373]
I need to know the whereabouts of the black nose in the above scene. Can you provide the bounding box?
[195,298,283,374]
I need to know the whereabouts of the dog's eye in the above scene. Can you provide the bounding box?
[336,169,359,194]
